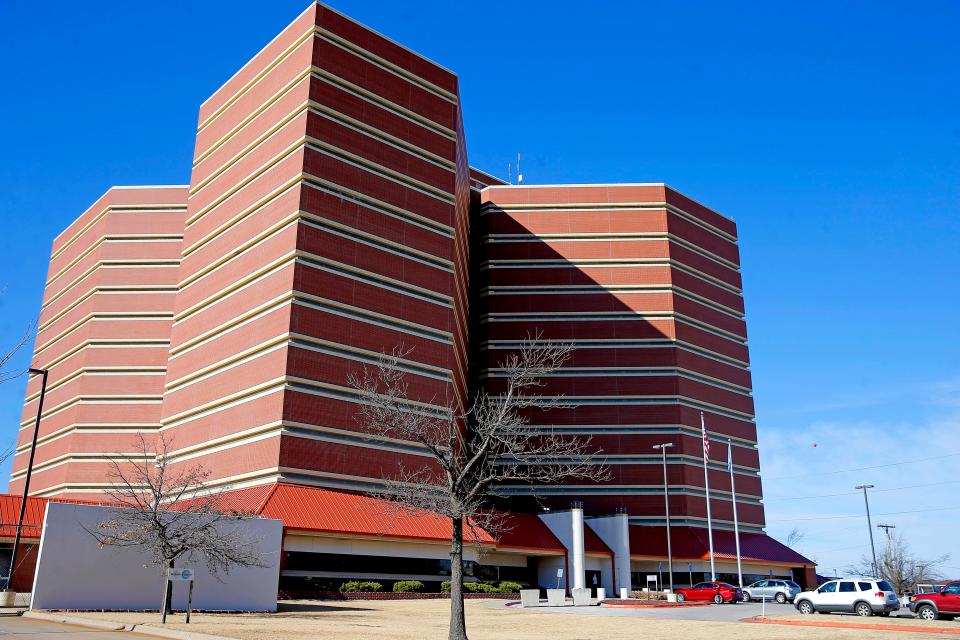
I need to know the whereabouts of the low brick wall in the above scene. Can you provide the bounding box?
[280,591,518,601]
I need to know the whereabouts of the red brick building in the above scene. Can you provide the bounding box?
[10,2,813,592]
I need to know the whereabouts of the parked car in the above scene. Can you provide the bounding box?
[743,579,802,603]
[675,582,743,604]
[909,580,960,620]
[794,579,900,616]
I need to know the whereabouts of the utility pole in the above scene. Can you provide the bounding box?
[855,484,879,577]
[877,523,896,545]
[653,443,674,592]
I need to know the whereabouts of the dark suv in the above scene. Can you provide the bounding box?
[910,580,960,621]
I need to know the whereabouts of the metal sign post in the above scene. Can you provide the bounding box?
[658,562,664,592]
[186,579,194,624]
[646,575,657,596]
[166,568,195,623]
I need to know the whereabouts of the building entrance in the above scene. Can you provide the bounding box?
[585,570,602,597]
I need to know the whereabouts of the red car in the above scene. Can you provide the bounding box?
[675,582,744,604]
[910,580,960,620]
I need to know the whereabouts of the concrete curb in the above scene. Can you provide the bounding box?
[24,611,236,640]
[742,615,960,635]
[24,611,127,631]
[600,599,711,608]
[127,624,235,640]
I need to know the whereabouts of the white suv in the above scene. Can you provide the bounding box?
[794,579,900,616]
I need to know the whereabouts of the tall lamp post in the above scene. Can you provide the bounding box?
[653,442,674,592]
[855,484,879,577]
[5,368,48,593]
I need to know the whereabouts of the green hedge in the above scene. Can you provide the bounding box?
[392,580,424,593]
[497,581,523,593]
[339,581,383,593]
[440,580,523,593]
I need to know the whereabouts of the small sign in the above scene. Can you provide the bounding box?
[768,570,774,577]
[688,563,693,572]
[556,568,564,579]
[168,568,194,582]
[658,562,664,571]
[646,575,657,582]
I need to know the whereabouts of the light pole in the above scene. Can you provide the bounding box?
[855,484,879,577]
[6,368,48,593]
[653,442,674,592]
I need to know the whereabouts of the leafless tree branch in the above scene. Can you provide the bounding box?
[0,318,36,384]
[350,333,609,640]
[87,433,267,620]
[847,531,950,593]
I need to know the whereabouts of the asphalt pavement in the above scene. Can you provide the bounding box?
[493,600,921,621]
[0,615,153,639]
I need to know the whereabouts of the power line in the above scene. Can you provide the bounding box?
[768,505,960,523]
[762,451,960,482]
[765,490,858,502]
[801,543,868,556]
[765,479,960,502]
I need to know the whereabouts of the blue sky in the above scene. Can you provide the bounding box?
[0,1,957,575]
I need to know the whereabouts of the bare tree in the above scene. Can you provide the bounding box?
[350,335,610,640]
[848,532,949,594]
[0,318,35,384]
[88,434,267,622]
[786,527,805,548]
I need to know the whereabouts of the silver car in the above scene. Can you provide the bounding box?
[743,579,802,603]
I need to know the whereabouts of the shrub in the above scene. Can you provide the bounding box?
[303,577,337,592]
[392,580,424,593]
[497,581,523,593]
[339,580,383,593]
[441,580,518,593]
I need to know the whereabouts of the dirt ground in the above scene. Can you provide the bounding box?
[68,600,958,640]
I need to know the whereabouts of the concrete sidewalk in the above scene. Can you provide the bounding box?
[24,611,232,640]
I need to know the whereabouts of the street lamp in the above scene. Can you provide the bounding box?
[855,484,879,577]
[5,368,48,593]
[653,442,674,592]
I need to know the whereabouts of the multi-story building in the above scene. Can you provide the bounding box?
[9,2,813,594]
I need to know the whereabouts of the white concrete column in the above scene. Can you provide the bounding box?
[585,510,631,593]
[571,502,586,590]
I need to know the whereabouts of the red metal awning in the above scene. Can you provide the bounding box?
[217,483,605,556]
[493,511,565,554]
[0,494,109,540]
[584,525,614,556]
[254,484,496,545]
[0,494,47,539]
[628,524,813,565]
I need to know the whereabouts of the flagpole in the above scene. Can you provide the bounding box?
[728,439,743,588]
[701,412,716,581]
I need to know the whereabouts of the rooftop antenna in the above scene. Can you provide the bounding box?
[517,152,523,184]
[507,161,513,184]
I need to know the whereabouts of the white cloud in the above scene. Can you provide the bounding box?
[758,410,960,578]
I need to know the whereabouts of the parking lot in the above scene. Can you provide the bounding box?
[65,599,959,640]
[494,600,918,622]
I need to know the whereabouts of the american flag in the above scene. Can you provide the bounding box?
[702,423,710,463]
